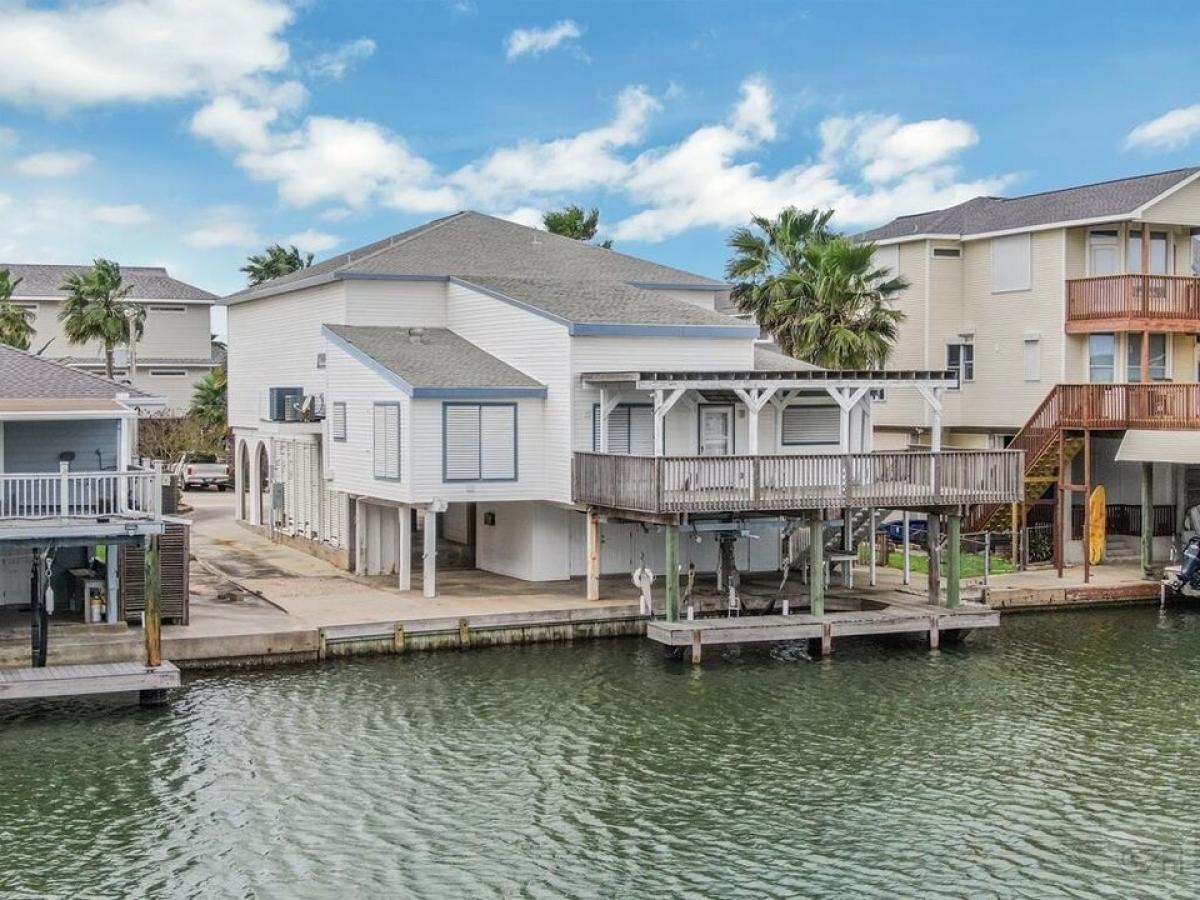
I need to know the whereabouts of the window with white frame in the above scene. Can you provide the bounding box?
[947,343,974,384]
[148,368,187,376]
[372,403,401,479]
[148,304,187,313]
[780,404,839,445]
[931,246,961,258]
[331,401,347,441]
[1126,333,1168,382]
[1088,333,1116,383]
[991,233,1031,292]
[444,403,517,482]
[873,244,900,276]
[1023,338,1041,382]
[1127,230,1169,274]
[592,403,653,454]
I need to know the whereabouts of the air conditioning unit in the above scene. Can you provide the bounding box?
[268,387,304,422]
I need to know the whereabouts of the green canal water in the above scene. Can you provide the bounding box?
[3,608,1200,898]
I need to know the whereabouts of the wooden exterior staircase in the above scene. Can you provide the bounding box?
[965,382,1200,534]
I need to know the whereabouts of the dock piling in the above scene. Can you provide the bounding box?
[665,524,680,622]
[946,513,961,609]
[809,514,825,616]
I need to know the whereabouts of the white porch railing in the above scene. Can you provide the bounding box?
[0,466,162,522]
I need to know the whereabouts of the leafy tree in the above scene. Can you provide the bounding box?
[0,268,34,350]
[543,204,613,249]
[58,259,144,379]
[726,208,907,368]
[190,367,227,429]
[241,244,314,285]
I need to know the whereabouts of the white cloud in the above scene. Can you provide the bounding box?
[1125,104,1200,151]
[282,229,340,252]
[0,0,292,110]
[611,79,1008,241]
[183,210,260,249]
[497,206,545,229]
[449,86,659,206]
[13,151,93,177]
[191,95,281,153]
[505,20,582,59]
[310,38,376,81]
[93,204,153,225]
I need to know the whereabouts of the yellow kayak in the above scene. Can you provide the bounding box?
[1087,485,1106,566]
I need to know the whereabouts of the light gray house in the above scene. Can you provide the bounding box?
[224,211,1018,600]
[0,345,165,632]
[1,263,218,413]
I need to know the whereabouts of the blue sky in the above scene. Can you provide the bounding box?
[2,0,1200,336]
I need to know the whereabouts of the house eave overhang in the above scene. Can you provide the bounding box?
[580,369,960,391]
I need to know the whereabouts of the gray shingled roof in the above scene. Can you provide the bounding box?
[859,167,1200,242]
[753,344,818,371]
[323,325,545,393]
[461,275,739,327]
[225,212,733,329]
[2,263,216,302]
[0,344,154,400]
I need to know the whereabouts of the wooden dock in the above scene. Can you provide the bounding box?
[0,661,180,701]
[647,603,998,662]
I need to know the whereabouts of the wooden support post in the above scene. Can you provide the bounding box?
[1140,329,1151,384]
[105,543,119,624]
[926,514,941,605]
[928,616,940,650]
[945,513,961,609]
[691,630,702,665]
[354,498,367,574]
[665,524,680,622]
[423,508,438,599]
[586,508,601,601]
[393,623,406,654]
[458,618,470,648]
[1010,502,1020,566]
[1055,433,1065,579]
[902,510,911,585]
[821,622,833,657]
[144,533,162,669]
[397,506,412,592]
[869,508,877,586]
[809,514,825,616]
[1141,461,1154,579]
[1082,430,1092,584]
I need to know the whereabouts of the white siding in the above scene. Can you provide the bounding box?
[445,281,571,501]
[343,279,448,326]
[227,282,347,428]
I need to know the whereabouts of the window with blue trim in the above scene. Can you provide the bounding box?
[591,403,653,454]
[444,403,517,481]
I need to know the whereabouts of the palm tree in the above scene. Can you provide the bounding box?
[190,367,227,428]
[725,207,834,332]
[0,268,34,350]
[241,244,314,286]
[768,237,908,369]
[543,204,613,249]
[58,259,145,379]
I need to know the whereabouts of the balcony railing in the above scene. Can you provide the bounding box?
[573,450,1024,515]
[1066,274,1200,330]
[0,468,162,522]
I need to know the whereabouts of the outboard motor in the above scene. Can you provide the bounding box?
[1165,537,1200,597]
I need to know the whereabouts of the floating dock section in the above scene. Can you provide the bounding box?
[0,661,180,702]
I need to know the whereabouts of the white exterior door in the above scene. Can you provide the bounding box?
[699,406,733,456]
[1088,230,1120,275]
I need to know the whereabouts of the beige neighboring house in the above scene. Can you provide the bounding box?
[859,166,1200,568]
[1,263,218,414]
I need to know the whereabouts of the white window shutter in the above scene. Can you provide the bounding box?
[781,405,839,445]
[992,234,1031,292]
[607,407,631,453]
[331,402,347,440]
[628,406,654,455]
[373,404,400,478]
[1024,339,1041,381]
[480,405,516,479]
[445,405,482,480]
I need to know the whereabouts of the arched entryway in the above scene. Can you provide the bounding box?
[256,442,271,528]
[238,440,250,520]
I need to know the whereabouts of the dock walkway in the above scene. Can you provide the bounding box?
[647,602,998,661]
[0,661,180,701]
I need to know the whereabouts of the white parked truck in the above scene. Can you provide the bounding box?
[176,454,230,491]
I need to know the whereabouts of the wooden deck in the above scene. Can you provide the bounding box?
[1066,273,1200,333]
[647,603,998,660]
[0,660,180,701]
[574,449,1023,516]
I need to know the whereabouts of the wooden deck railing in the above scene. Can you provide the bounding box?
[1066,274,1200,326]
[0,468,161,521]
[573,450,1024,515]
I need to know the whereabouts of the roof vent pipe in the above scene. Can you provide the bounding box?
[408,327,426,344]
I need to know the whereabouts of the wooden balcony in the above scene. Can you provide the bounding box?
[1065,274,1200,333]
[573,450,1024,517]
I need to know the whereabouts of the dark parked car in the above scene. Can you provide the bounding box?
[877,517,928,545]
